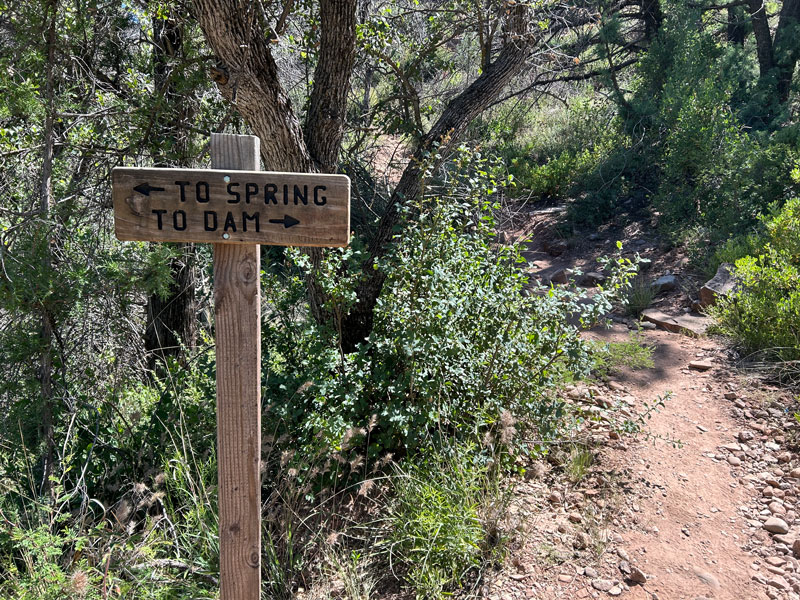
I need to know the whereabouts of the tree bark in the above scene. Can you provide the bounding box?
[774,0,800,104]
[727,5,747,46]
[144,15,198,370]
[748,0,775,79]
[641,0,663,41]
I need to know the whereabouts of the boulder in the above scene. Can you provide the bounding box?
[652,274,678,293]
[580,271,607,287]
[699,263,737,307]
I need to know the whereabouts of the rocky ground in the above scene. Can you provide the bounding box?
[471,205,800,599]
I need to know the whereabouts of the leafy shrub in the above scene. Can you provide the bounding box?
[262,149,639,469]
[712,198,800,361]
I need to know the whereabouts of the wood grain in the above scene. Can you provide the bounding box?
[112,166,349,246]
[212,134,261,600]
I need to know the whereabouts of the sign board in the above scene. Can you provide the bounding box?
[112,167,350,246]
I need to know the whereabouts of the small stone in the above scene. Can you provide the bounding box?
[689,360,714,371]
[793,539,800,557]
[568,512,582,523]
[591,579,614,592]
[584,566,598,578]
[628,565,647,584]
[549,268,569,284]
[765,517,791,534]
[768,576,790,591]
[770,502,787,515]
[728,456,742,466]
[779,452,793,464]
[558,573,573,583]
[548,492,560,503]
[652,274,678,293]
[724,391,738,400]
[608,585,623,596]
[790,468,800,479]
[739,431,755,442]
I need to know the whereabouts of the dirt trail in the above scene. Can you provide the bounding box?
[588,326,765,600]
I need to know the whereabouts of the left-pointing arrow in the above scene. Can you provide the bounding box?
[133,182,165,196]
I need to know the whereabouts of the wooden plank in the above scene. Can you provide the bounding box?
[212,134,262,600]
[112,166,350,246]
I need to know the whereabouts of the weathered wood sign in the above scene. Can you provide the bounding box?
[112,167,350,246]
[111,134,350,600]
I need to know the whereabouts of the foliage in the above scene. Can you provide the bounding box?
[712,198,800,361]
[262,149,640,472]
[589,333,655,380]
[387,446,494,599]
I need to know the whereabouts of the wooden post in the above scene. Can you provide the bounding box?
[211,133,261,600]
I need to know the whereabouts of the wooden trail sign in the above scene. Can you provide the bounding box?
[112,134,350,600]
[112,166,350,246]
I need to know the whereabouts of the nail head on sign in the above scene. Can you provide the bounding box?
[223,233,230,239]
[224,175,231,183]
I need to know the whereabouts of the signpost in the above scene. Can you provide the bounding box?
[112,134,350,599]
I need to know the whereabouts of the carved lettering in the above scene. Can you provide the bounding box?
[242,212,259,232]
[227,182,240,204]
[173,210,187,231]
[175,181,190,202]
[196,181,209,203]
[313,185,327,206]
[153,209,167,230]
[224,211,237,232]
[245,183,258,204]
[204,211,218,231]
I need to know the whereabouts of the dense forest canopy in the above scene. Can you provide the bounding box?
[1,0,800,597]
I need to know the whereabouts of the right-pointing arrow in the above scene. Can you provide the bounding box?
[269,215,300,228]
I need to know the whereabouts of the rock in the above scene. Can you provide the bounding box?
[739,431,755,442]
[568,512,582,523]
[793,539,800,557]
[558,573,573,583]
[608,585,622,596]
[699,262,737,308]
[584,566,598,578]
[790,468,800,479]
[770,502,787,515]
[652,274,678,293]
[728,455,742,466]
[767,576,790,591]
[779,452,793,464]
[549,268,569,284]
[689,360,715,371]
[573,532,590,549]
[544,239,568,257]
[580,272,607,287]
[641,309,712,336]
[591,579,614,592]
[629,565,647,584]
[724,391,738,400]
[765,517,791,534]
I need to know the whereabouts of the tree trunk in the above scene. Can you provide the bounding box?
[144,15,198,370]
[339,7,533,351]
[641,0,663,41]
[194,0,535,350]
[774,0,800,104]
[748,0,775,79]
[727,5,747,46]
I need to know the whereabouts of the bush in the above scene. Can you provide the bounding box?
[262,148,639,472]
[712,198,800,361]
